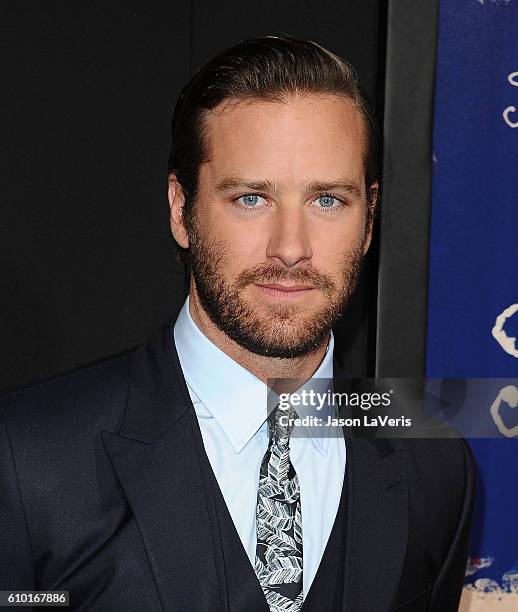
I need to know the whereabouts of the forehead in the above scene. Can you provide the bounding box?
[200,94,366,188]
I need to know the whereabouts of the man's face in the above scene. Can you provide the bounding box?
[172,94,375,358]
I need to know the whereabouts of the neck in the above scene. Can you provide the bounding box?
[188,284,329,385]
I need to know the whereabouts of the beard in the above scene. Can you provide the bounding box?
[187,220,365,358]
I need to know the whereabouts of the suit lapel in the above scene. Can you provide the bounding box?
[333,362,408,612]
[101,318,226,612]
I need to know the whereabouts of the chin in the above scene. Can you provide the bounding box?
[235,315,330,358]
[241,332,328,359]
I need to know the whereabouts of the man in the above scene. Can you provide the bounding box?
[0,35,475,611]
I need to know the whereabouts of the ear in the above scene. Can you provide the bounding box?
[362,182,378,255]
[168,172,189,248]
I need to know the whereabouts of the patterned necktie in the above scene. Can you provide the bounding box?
[254,404,303,612]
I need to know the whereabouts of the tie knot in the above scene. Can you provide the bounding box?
[268,403,297,444]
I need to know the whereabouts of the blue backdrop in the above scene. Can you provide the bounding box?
[427,0,518,599]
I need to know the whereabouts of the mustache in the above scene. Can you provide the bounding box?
[234,263,336,293]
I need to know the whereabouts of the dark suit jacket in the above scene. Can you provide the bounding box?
[0,315,476,611]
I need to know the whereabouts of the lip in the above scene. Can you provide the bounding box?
[254,283,315,298]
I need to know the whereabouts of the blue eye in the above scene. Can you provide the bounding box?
[235,194,267,209]
[242,194,260,206]
[314,193,344,211]
[317,195,339,208]
[233,193,266,211]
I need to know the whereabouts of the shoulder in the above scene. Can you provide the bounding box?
[392,437,475,483]
[0,346,137,438]
[392,437,476,537]
[0,347,142,567]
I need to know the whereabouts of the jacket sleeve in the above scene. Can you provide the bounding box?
[0,398,37,590]
[430,438,477,611]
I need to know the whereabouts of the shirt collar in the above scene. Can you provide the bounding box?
[173,295,334,455]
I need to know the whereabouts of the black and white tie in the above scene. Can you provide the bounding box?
[254,404,303,612]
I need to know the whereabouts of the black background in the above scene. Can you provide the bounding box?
[2,1,387,389]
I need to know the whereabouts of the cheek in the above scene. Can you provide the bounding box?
[217,223,266,271]
[311,216,365,265]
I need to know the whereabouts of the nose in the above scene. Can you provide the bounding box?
[266,204,312,268]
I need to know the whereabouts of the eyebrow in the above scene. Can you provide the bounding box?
[214,177,363,200]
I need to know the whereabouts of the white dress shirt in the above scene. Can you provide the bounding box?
[173,296,346,597]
